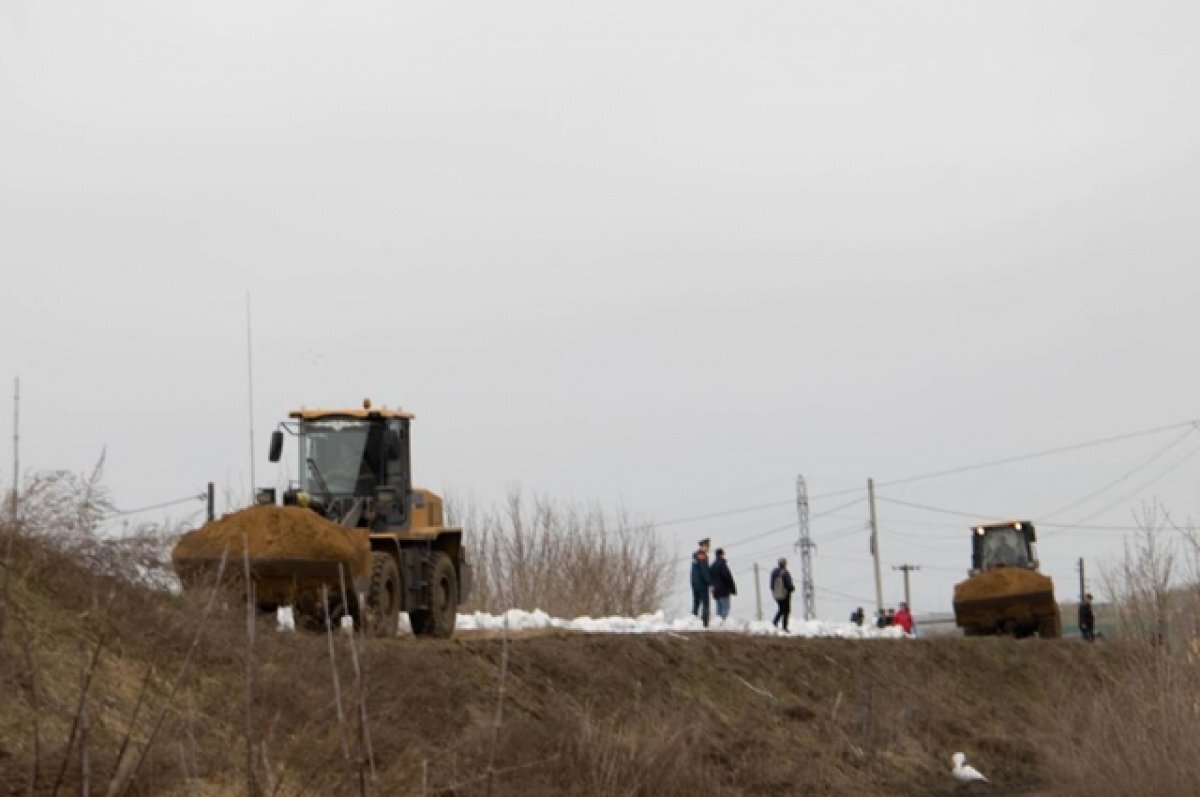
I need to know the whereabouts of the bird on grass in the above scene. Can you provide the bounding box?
[951,752,988,783]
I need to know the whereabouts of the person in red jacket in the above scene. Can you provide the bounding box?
[894,602,914,634]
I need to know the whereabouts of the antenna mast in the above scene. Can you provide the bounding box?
[246,292,256,500]
[796,474,816,620]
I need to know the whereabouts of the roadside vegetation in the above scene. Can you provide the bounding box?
[4,468,1200,795]
[448,490,671,619]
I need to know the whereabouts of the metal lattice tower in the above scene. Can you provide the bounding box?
[795,475,816,620]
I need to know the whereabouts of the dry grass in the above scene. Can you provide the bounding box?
[10,472,1200,795]
[1034,503,1200,796]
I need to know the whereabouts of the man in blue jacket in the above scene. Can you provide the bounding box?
[709,548,737,622]
[691,538,712,627]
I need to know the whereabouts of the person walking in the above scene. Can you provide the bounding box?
[769,557,795,632]
[690,538,712,628]
[709,548,737,622]
[1079,593,1096,642]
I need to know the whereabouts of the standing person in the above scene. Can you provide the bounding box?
[850,606,865,627]
[894,602,914,634]
[690,538,712,628]
[1079,593,1096,642]
[769,557,795,632]
[709,548,737,622]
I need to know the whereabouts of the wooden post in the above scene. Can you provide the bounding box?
[754,563,763,622]
[868,479,883,616]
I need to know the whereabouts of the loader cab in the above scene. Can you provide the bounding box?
[271,402,414,530]
[971,521,1037,572]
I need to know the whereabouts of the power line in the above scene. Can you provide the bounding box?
[652,420,1197,530]
[876,496,995,520]
[1044,441,1200,535]
[874,495,1179,533]
[876,420,1197,488]
[106,493,205,518]
[1039,426,1199,520]
[816,584,877,604]
[655,499,793,528]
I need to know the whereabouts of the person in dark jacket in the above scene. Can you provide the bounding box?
[709,548,737,622]
[850,606,865,627]
[1079,593,1096,642]
[690,538,712,627]
[769,557,795,632]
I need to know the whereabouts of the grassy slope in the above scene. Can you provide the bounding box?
[0,533,1118,796]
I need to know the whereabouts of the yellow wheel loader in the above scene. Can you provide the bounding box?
[173,400,470,637]
[952,520,1060,639]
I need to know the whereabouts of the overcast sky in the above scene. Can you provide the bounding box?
[3,1,1200,622]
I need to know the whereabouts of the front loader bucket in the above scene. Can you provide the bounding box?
[953,567,1058,636]
[172,505,370,606]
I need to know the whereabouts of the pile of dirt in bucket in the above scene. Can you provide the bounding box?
[953,566,1054,602]
[172,505,370,576]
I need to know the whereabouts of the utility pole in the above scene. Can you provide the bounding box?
[753,562,763,622]
[796,475,816,620]
[10,377,18,526]
[893,564,920,609]
[206,482,216,523]
[1078,557,1086,603]
[868,478,882,616]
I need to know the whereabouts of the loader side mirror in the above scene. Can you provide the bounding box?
[268,430,284,463]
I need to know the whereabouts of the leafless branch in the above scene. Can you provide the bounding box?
[484,615,511,797]
[51,588,114,797]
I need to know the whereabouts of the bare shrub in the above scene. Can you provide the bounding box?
[450,489,670,618]
[1103,502,1177,644]
[5,458,183,589]
[1042,502,1200,796]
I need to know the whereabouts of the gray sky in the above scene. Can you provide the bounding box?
[3,1,1200,621]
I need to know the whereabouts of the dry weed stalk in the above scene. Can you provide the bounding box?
[322,583,356,789]
[51,588,114,797]
[338,564,375,797]
[243,535,260,797]
[483,615,510,797]
[107,663,155,790]
[15,607,42,797]
[80,642,91,797]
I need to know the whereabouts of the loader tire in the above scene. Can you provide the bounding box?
[411,553,458,638]
[366,552,401,637]
[1038,614,1062,639]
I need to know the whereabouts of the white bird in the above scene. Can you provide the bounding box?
[951,752,989,783]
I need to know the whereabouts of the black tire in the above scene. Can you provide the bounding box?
[366,552,401,637]
[1039,614,1062,639]
[411,553,458,638]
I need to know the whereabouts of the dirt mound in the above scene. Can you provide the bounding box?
[954,567,1055,602]
[172,505,369,576]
